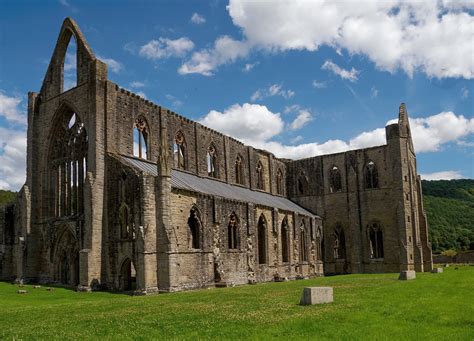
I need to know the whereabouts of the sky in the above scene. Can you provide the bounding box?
[0,0,473,191]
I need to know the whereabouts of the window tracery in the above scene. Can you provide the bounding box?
[329,166,342,193]
[133,116,148,159]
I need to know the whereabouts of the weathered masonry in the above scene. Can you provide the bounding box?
[0,18,432,293]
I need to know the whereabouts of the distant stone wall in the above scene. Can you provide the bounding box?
[433,251,474,264]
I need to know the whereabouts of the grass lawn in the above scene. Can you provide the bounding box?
[0,266,473,340]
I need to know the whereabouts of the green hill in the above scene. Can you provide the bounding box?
[422,179,474,252]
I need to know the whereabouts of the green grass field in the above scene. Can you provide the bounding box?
[1,267,473,340]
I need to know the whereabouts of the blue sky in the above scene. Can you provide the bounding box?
[0,0,473,190]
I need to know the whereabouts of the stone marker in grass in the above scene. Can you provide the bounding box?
[17,290,28,294]
[300,287,333,305]
[431,268,443,273]
[399,270,416,280]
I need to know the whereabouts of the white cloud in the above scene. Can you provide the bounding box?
[0,127,27,190]
[140,37,195,60]
[420,171,464,180]
[179,36,250,75]
[227,0,474,79]
[312,80,327,89]
[200,102,474,160]
[283,104,301,114]
[461,87,469,99]
[243,62,258,72]
[135,91,147,99]
[199,103,284,144]
[130,81,145,89]
[322,60,359,82]
[370,87,379,98]
[190,13,206,24]
[289,110,313,131]
[64,52,76,72]
[0,91,25,125]
[97,55,123,73]
[251,83,295,102]
[165,94,183,107]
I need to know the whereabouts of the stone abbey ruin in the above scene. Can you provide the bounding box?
[0,18,432,293]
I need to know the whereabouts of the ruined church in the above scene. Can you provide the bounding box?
[0,18,432,293]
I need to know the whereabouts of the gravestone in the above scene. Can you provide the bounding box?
[300,287,333,305]
[17,290,28,294]
[399,270,416,280]
[431,268,443,273]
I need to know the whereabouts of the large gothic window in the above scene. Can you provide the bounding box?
[365,161,379,189]
[173,131,187,170]
[334,225,346,260]
[281,218,289,263]
[48,111,87,218]
[329,166,342,193]
[228,212,239,249]
[257,214,267,264]
[133,116,149,159]
[235,155,244,185]
[297,173,308,195]
[207,145,218,178]
[300,221,308,262]
[276,168,284,195]
[256,161,265,190]
[188,207,202,249]
[368,223,384,259]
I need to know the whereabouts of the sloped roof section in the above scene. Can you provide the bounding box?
[120,155,317,217]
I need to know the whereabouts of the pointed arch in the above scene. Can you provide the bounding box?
[188,206,202,249]
[300,220,308,262]
[207,144,218,178]
[119,258,137,291]
[297,172,309,195]
[256,161,265,190]
[368,222,384,259]
[235,154,245,185]
[53,227,79,286]
[257,214,267,264]
[276,168,284,195]
[365,161,379,189]
[173,130,187,170]
[281,217,290,263]
[329,165,342,193]
[48,105,87,218]
[228,212,239,249]
[316,226,323,261]
[334,224,346,260]
[133,116,149,159]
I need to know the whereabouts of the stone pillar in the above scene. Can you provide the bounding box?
[135,174,158,294]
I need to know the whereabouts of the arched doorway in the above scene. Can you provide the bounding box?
[53,228,79,286]
[119,258,136,291]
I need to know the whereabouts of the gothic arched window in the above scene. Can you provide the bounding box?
[297,173,308,195]
[133,116,149,159]
[329,166,342,193]
[207,145,218,178]
[365,161,379,189]
[235,155,244,185]
[368,223,384,259]
[300,221,308,262]
[228,212,239,249]
[334,225,346,260]
[256,161,265,190]
[316,227,322,261]
[173,131,187,170]
[281,218,289,263]
[48,110,87,218]
[188,207,202,249]
[257,214,267,264]
[276,168,284,195]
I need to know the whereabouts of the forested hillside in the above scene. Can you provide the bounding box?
[422,179,474,252]
[0,190,16,206]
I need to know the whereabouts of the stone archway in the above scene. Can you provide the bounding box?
[53,227,79,286]
[119,258,136,291]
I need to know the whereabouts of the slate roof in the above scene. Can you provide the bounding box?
[120,155,317,217]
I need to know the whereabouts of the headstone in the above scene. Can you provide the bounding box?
[17,290,28,294]
[33,285,41,289]
[46,287,54,291]
[431,268,443,273]
[444,264,449,267]
[399,270,416,280]
[300,287,333,305]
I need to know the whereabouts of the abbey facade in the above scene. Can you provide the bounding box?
[0,18,432,293]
